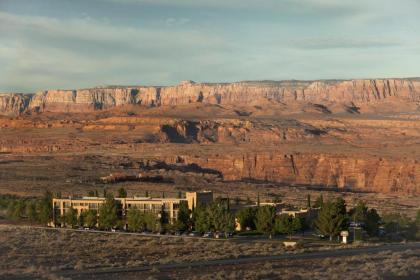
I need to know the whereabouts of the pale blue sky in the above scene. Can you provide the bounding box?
[0,0,419,92]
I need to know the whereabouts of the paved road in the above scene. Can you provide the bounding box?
[59,242,420,278]
[31,226,235,241]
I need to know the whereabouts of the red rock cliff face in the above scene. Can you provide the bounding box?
[1,79,419,115]
[175,153,419,194]
[158,79,420,105]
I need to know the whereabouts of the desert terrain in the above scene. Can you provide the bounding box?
[0,225,418,280]
[0,79,419,217]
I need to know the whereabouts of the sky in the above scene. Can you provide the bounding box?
[0,0,419,92]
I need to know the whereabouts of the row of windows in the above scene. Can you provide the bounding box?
[126,203,179,210]
[57,207,179,218]
[55,201,181,211]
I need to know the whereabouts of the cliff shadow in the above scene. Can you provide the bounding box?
[161,125,189,143]
[141,160,223,178]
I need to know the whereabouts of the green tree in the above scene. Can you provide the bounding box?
[37,191,53,225]
[84,210,97,228]
[382,213,401,234]
[118,187,127,198]
[193,205,211,233]
[382,213,417,240]
[349,202,381,237]
[221,212,235,235]
[78,211,86,227]
[236,207,257,231]
[314,198,347,241]
[335,197,347,215]
[350,201,368,223]
[275,214,303,239]
[26,201,38,223]
[209,203,226,232]
[255,206,276,238]
[365,208,381,237]
[127,208,144,231]
[176,201,191,231]
[65,207,78,228]
[200,202,235,235]
[160,204,170,227]
[98,194,118,230]
[7,200,25,220]
[143,212,159,232]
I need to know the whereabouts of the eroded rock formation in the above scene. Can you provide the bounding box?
[169,153,419,194]
[1,79,419,115]
[0,78,419,195]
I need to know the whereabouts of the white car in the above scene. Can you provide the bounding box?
[203,232,213,238]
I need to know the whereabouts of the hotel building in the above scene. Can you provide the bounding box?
[52,191,213,226]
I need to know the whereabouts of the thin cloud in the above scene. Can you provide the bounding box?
[165,17,190,27]
[0,0,419,92]
[291,37,403,50]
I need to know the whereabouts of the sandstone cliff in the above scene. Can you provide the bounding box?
[1,79,419,115]
[169,153,419,194]
[0,93,32,116]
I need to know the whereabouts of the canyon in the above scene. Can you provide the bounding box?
[0,79,419,207]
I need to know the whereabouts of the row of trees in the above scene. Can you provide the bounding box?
[59,195,120,230]
[236,205,304,239]
[5,191,53,225]
[3,191,418,241]
[193,203,235,234]
[314,197,419,241]
[235,196,419,241]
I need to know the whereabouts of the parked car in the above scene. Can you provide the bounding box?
[349,222,365,227]
[313,233,327,239]
[203,232,213,238]
[189,232,200,237]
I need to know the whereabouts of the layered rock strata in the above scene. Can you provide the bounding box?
[170,153,419,194]
[1,79,419,115]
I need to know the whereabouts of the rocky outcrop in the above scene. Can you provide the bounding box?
[159,119,326,144]
[0,93,31,116]
[1,79,419,115]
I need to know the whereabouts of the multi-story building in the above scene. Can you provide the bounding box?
[52,191,213,227]
[185,191,213,210]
